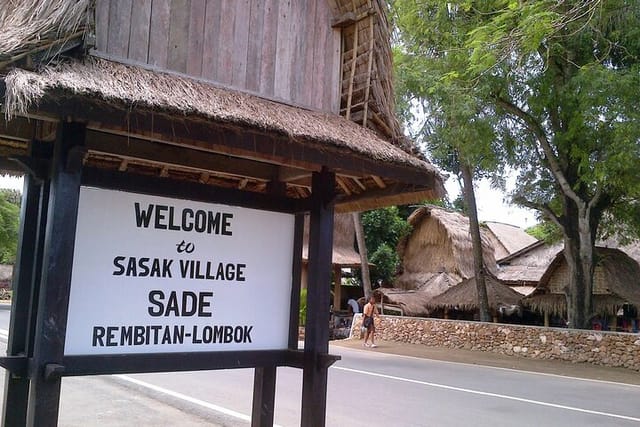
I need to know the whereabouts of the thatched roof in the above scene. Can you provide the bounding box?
[395,206,497,290]
[0,0,445,213]
[484,222,538,260]
[1,56,443,212]
[302,213,363,267]
[524,247,640,316]
[373,288,431,317]
[497,241,562,286]
[426,274,523,312]
[0,0,91,68]
[497,265,547,286]
[3,58,436,174]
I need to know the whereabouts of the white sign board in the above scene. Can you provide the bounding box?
[64,187,295,355]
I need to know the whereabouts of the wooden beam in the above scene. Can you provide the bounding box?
[27,122,85,426]
[85,129,278,182]
[371,175,386,189]
[302,168,336,426]
[32,97,438,186]
[81,167,311,214]
[336,176,352,195]
[345,21,359,120]
[352,177,367,191]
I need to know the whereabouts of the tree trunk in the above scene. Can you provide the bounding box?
[460,163,491,322]
[562,200,596,329]
[352,212,373,299]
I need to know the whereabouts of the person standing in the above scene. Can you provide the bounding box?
[362,295,378,348]
[347,297,360,314]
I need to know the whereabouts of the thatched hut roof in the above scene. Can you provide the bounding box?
[484,222,538,260]
[0,57,444,212]
[302,213,363,267]
[0,0,91,68]
[497,241,562,286]
[0,1,445,213]
[426,274,522,312]
[395,206,497,290]
[524,247,640,316]
[373,288,431,317]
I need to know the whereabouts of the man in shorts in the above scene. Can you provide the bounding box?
[362,295,378,348]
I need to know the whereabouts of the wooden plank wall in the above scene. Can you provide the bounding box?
[94,0,341,113]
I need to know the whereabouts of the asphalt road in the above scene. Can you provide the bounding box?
[0,307,639,426]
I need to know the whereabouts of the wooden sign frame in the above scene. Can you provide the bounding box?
[0,123,339,427]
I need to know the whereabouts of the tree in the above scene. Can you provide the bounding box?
[0,188,20,264]
[361,207,412,286]
[352,212,373,299]
[392,1,640,328]
[393,3,507,322]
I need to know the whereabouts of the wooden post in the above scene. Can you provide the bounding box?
[26,122,85,427]
[250,180,292,426]
[251,367,277,427]
[2,173,46,427]
[544,311,550,327]
[333,265,342,311]
[301,168,335,427]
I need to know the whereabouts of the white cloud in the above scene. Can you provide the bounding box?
[444,175,538,229]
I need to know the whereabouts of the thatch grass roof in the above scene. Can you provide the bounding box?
[374,288,431,317]
[3,57,444,179]
[484,221,538,260]
[426,274,523,312]
[0,0,90,68]
[302,213,363,267]
[497,265,547,286]
[395,206,497,290]
[524,247,640,316]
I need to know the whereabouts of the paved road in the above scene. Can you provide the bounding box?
[0,308,639,426]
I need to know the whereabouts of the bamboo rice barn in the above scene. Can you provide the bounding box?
[0,1,444,425]
[395,206,498,290]
[377,206,498,318]
[525,248,640,330]
[426,273,523,322]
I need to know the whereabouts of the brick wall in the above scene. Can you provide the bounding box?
[350,314,640,371]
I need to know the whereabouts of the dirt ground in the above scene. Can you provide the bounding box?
[331,337,640,386]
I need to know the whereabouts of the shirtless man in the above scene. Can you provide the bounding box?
[362,295,378,348]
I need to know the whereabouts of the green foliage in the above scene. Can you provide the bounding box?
[0,189,20,264]
[362,207,411,285]
[526,221,563,244]
[392,0,640,327]
[299,288,307,325]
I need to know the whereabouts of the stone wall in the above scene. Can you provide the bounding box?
[350,314,640,371]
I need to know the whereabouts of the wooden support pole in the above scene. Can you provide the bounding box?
[2,174,45,427]
[333,265,342,311]
[301,168,335,427]
[26,122,85,427]
[251,367,277,427]
[289,214,305,349]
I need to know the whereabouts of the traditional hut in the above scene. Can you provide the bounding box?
[524,247,640,329]
[497,241,562,295]
[302,213,365,310]
[395,206,498,290]
[484,221,538,260]
[0,1,445,425]
[426,273,523,321]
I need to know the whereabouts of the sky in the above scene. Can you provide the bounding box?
[1,172,538,229]
[444,175,538,229]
